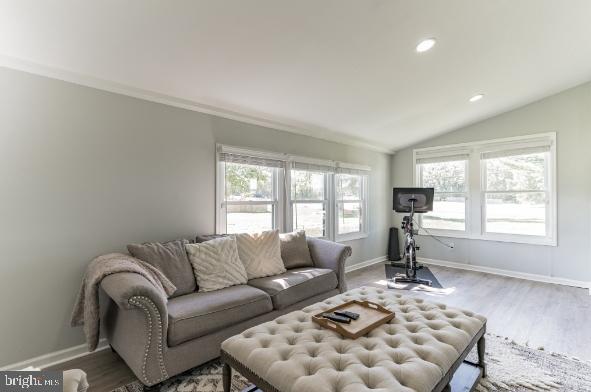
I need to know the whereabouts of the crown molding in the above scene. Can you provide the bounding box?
[0,55,395,154]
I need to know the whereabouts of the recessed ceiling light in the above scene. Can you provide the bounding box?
[416,38,436,53]
[469,94,484,102]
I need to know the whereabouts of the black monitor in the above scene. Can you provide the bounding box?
[393,188,434,213]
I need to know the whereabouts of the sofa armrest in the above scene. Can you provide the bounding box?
[101,273,167,313]
[101,273,170,386]
[307,238,352,292]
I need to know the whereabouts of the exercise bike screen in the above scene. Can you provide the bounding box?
[393,187,434,213]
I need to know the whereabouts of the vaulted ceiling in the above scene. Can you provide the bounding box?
[2,0,591,152]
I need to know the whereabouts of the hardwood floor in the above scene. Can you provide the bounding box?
[348,264,591,359]
[48,263,591,391]
[48,348,136,392]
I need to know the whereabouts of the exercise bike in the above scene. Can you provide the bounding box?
[390,187,434,286]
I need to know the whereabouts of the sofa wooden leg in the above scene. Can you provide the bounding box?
[223,362,232,392]
[477,335,487,378]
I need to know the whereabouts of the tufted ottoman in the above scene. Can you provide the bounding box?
[221,287,486,392]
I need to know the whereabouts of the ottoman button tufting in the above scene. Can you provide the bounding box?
[221,287,487,392]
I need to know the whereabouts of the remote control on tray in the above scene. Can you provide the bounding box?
[334,310,360,320]
[322,313,351,324]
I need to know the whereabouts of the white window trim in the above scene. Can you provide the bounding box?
[288,168,332,240]
[215,159,283,234]
[417,158,470,234]
[216,144,370,242]
[335,174,369,242]
[413,132,557,246]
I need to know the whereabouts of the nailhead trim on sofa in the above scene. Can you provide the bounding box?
[129,296,168,385]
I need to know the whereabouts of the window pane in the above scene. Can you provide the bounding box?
[485,192,546,236]
[226,204,273,234]
[225,163,274,201]
[422,194,466,231]
[421,160,466,192]
[336,174,362,200]
[291,170,325,200]
[485,152,546,191]
[293,203,325,237]
[337,202,361,234]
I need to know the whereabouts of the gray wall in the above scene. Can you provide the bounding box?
[392,81,591,283]
[0,67,392,366]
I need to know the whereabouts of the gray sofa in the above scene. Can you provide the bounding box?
[100,237,352,387]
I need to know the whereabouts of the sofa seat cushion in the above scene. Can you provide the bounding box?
[247,268,338,310]
[167,285,273,346]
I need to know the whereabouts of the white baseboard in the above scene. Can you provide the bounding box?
[419,257,591,294]
[0,338,109,371]
[345,256,387,273]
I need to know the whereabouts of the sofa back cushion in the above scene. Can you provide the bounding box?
[280,231,314,269]
[185,236,248,292]
[127,239,197,297]
[235,230,286,279]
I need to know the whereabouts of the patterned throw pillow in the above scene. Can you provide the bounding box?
[234,230,286,280]
[185,236,248,292]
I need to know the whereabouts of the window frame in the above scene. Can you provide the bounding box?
[480,148,554,245]
[287,168,332,239]
[216,160,284,235]
[335,173,369,242]
[216,144,370,243]
[413,133,557,246]
[417,158,470,235]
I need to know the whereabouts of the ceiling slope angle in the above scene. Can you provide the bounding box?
[1,0,591,152]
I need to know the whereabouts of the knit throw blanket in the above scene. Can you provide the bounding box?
[70,253,176,351]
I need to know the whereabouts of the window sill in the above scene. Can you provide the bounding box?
[417,229,557,247]
[336,232,369,243]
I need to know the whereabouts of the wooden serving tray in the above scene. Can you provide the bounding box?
[311,300,395,339]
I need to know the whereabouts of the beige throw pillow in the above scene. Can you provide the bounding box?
[185,236,247,292]
[235,230,286,279]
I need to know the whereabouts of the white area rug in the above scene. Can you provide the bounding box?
[113,334,591,392]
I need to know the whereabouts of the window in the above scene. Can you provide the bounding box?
[290,167,329,238]
[217,151,284,234]
[223,162,278,234]
[482,148,549,237]
[413,133,556,246]
[417,156,468,232]
[216,145,370,241]
[335,171,368,241]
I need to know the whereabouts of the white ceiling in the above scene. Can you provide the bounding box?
[2,1,591,153]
